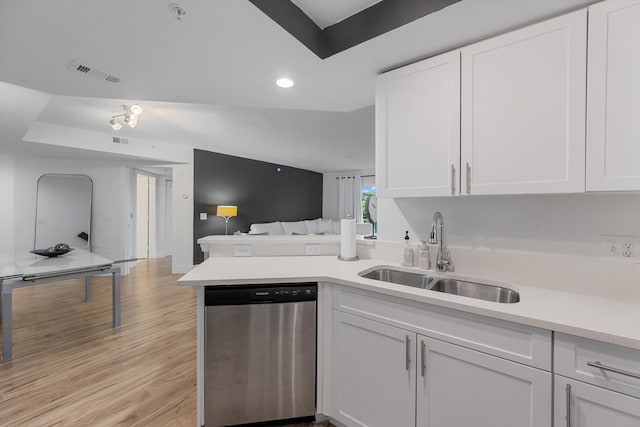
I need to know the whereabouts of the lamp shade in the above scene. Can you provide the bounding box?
[216,205,237,217]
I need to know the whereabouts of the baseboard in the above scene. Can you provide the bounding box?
[172,264,193,274]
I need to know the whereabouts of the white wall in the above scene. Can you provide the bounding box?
[156,175,172,258]
[377,193,640,257]
[323,169,375,220]
[12,156,129,262]
[173,163,194,273]
[0,155,16,257]
[24,121,193,164]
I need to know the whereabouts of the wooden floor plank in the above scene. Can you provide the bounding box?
[0,257,332,427]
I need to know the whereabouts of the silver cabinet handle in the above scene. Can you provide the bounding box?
[466,162,471,194]
[565,384,571,427]
[587,361,640,380]
[421,340,426,377]
[405,335,411,371]
[451,164,455,195]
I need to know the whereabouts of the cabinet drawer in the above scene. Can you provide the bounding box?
[332,286,551,370]
[555,333,640,398]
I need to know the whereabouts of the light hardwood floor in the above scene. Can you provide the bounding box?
[0,257,332,427]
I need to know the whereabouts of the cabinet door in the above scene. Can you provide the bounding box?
[555,377,640,427]
[586,1,640,191]
[461,10,587,195]
[376,50,461,197]
[331,310,416,427]
[416,336,551,427]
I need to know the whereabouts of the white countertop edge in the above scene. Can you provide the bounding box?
[178,256,640,351]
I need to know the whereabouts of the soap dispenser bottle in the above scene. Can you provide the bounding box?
[401,231,414,267]
[418,240,430,269]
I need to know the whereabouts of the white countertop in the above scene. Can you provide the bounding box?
[178,255,640,351]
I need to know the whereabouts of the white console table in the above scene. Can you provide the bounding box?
[0,249,120,361]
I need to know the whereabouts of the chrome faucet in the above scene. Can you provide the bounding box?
[428,211,453,272]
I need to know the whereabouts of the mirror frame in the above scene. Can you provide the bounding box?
[34,174,94,251]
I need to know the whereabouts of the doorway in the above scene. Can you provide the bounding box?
[136,172,157,259]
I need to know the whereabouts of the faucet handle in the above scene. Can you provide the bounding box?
[441,250,453,271]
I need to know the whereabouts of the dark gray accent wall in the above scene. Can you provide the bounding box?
[193,149,323,264]
[249,0,462,59]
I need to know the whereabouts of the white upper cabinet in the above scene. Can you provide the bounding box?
[376,50,461,197]
[460,10,587,195]
[586,1,640,191]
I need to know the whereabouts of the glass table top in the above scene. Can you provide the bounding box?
[0,249,113,280]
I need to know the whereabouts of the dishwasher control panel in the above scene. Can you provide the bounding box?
[205,283,317,305]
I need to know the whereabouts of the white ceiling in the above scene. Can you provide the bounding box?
[291,0,384,28]
[0,0,599,172]
[37,96,376,172]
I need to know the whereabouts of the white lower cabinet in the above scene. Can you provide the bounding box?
[331,310,416,427]
[331,308,551,427]
[417,336,551,427]
[553,333,640,426]
[554,377,640,427]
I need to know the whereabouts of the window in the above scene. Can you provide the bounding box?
[361,175,376,223]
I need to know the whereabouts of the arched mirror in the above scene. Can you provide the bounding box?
[34,174,93,251]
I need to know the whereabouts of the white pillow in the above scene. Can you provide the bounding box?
[282,221,308,235]
[304,219,322,234]
[250,221,284,235]
[318,219,334,234]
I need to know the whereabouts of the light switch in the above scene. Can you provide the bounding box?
[200,212,207,220]
[233,245,252,257]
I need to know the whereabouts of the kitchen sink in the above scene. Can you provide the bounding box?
[358,267,519,304]
[358,268,436,289]
[428,278,520,303]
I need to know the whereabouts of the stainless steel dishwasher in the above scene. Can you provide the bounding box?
[204,283,317,427]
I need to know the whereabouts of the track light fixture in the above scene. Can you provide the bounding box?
[109,104,142,130]
[109,118,122,130]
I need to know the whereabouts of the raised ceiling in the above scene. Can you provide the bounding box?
[291,0,384,28]
[0,0,599,172]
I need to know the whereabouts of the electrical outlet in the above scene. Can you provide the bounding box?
[305,244,322,255]
[601,235,639,259]
[233,245,252,257]
[199,212,207,220]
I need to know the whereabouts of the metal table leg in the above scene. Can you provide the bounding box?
[1,281,13,361]
[112,267,121,327]
[85,276,92,302]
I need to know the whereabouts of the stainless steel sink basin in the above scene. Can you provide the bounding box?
[359,268,435,289]
[359,267,519,304]
[428,278,520,304]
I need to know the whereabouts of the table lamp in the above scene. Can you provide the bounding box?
[216,205,238,235]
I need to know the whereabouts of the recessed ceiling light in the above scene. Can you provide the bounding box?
[276,77,294,88]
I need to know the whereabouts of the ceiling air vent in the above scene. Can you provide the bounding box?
[112,136,129,145]
[68,60,121,84]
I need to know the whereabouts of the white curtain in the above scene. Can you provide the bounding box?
[338,175,362,220]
